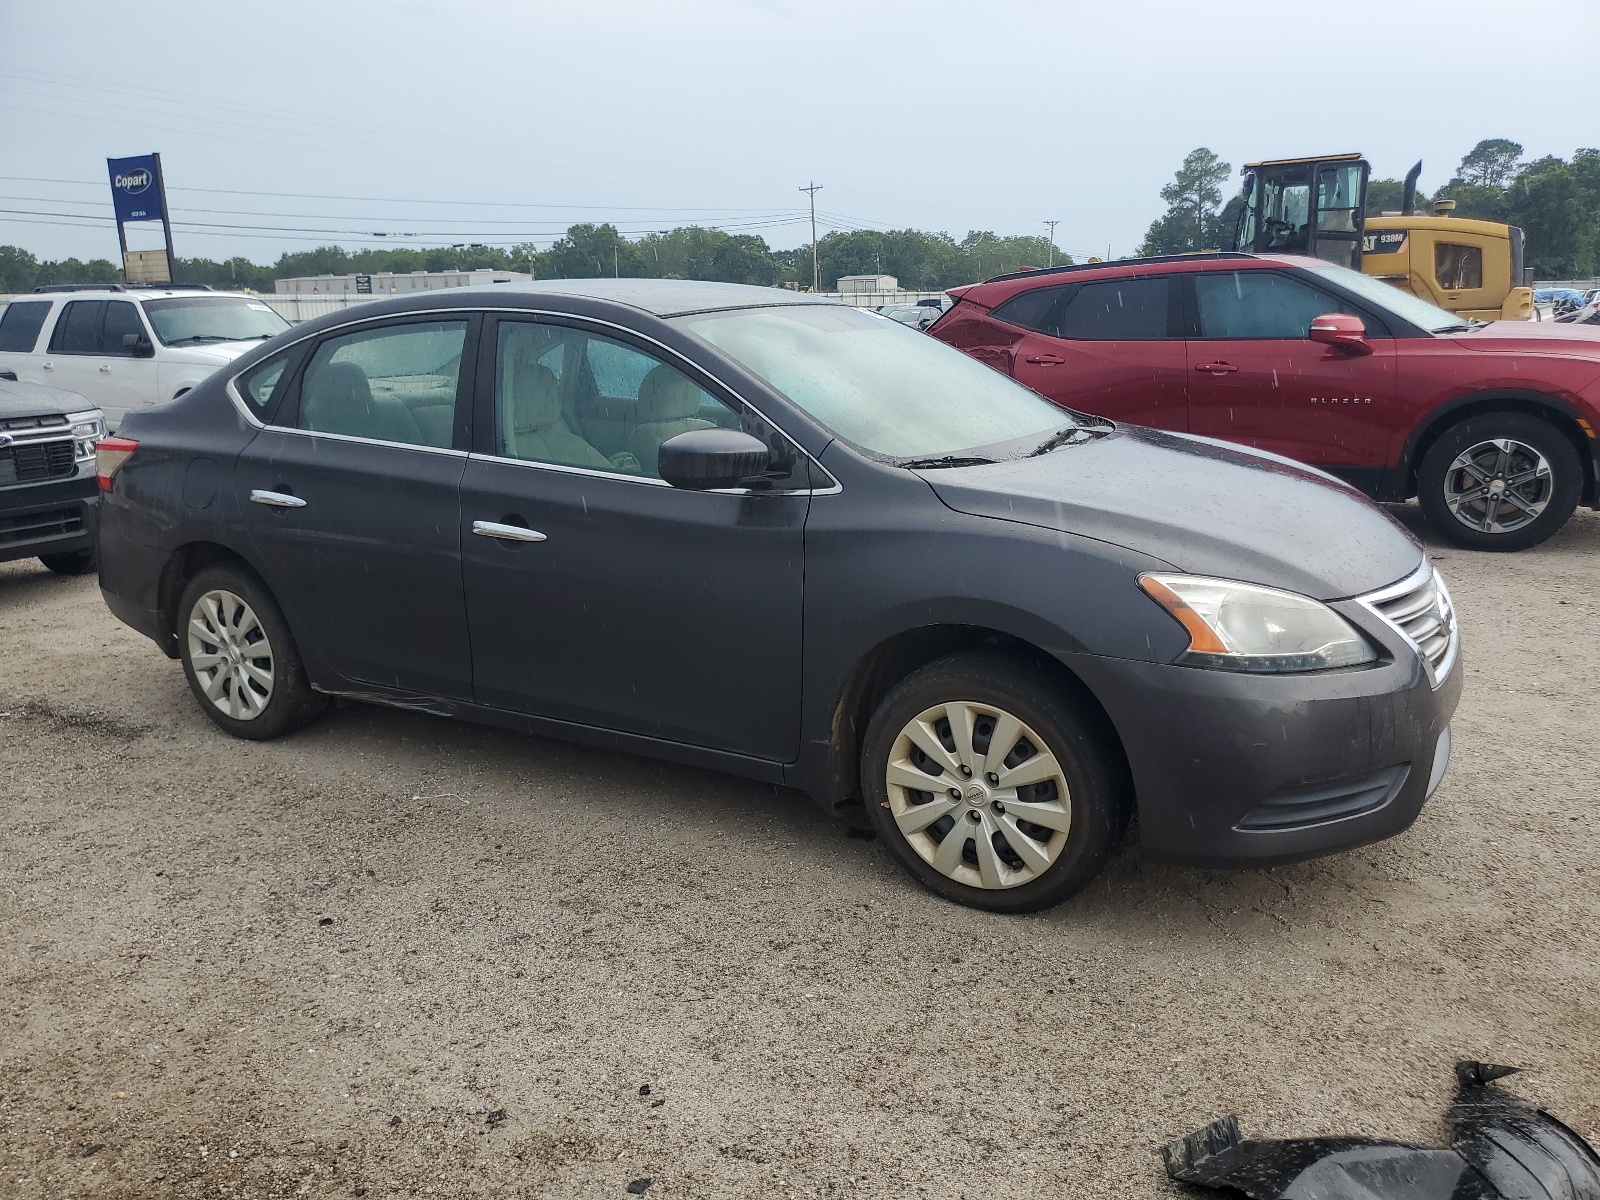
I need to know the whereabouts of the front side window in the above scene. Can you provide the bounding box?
[142,296,289,347]
[100,301,147,355]
[0,301,53,353]
[495,321,783,481]
[1436,243,1484,290]
[50,300,104,354]
[1054,278,1171,340]
[1195,271,1354,339]
[676,304,1072,459]
[294,320,466,448]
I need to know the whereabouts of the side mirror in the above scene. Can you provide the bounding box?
[658,428,770,490]
[122,333,155,358]
[1308,312,1371,355]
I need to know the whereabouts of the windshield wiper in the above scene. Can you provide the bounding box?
[898,455,999,469]
[165,334,238,346]
[1029,418,1113,456]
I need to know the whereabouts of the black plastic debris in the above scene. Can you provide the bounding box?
[485,1108,506,1126]
[626,1178,654,1194]
[1164,1061,1600,1200]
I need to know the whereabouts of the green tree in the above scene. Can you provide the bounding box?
[1456,138,1524,188]
[1140,148,1232,255]
[1506,157,1596,278]
[0,245,40,293]
[540,224,647,279]
[1364,178,1431,216]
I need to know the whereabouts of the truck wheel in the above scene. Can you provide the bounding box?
[860,653,1130,913]
[38,549,97,575]
[1416,412,1582,551]
[177,565,328,740]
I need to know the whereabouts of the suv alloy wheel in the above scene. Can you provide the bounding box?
[1417,412,1582,551]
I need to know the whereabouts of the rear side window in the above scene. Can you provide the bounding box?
[0,301,53,353]
[236,348,302,416]
[294,320,468,448]
[50,300,105,354]
[990,285,1070,333]
[1055,278,1171,339]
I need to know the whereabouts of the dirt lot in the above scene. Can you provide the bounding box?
[2,505,1598,1199]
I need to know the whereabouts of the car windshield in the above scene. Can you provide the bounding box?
[1301,261,1471,333]
[673,304,1072,459]
[142,296,289,346]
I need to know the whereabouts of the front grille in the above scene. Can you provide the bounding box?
[0,414,68,433]
[1361,564,1458,686]
[0,505,83,546]
[0,438,76,485]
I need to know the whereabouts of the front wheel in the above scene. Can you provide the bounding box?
[860,654,1130,913]
[177,565,327,740]
[1416,413,1582,551]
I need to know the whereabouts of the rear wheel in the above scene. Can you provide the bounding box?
[39,548,96,575]
[177,565,327,740]
[1416,412,1581,551]
[860,654,1130,913]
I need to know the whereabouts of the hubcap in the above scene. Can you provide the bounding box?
[884,701,1072,890]
[187,589,274,720]
[1443,438,1553,534]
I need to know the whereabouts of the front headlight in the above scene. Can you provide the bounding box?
[1139,573,1378,673]
[67,411,106,462]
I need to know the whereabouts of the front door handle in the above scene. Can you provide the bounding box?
[473,520,546,543]
[1194,362,1239,374]
[99,364,112,374]
[1024,353,1066,366]
[250,489,307,509]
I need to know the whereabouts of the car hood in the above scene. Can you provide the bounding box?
[0,377,98,420]
[1449,321,1600,350]
[919,426,1422,600]
[160,340,266,366]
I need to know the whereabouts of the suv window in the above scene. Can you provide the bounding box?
[1055,277,1171,340]
[50,300,105,354]
[294,320,467,448]
[0,301,53,353]
[990,285,1070,333]
[1435,243,1484,290]
[101,301,146,355]
[1195,271,1360,339]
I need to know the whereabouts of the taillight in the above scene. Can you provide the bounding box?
[95,436,139,492]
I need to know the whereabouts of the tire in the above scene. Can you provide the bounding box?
[177,564,327,740]
[860,653,1130,913]
[1416,412,1582,552]
[38,548,96,575]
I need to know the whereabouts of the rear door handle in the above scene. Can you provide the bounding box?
[1024,354,1066,365]
[472,520,546,543]
[250,489,307,509]
[99,364,112,374]
[1194,362,1239,374]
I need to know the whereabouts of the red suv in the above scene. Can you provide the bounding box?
[930,252,1600,550]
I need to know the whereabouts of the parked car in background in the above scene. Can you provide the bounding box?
[97,280,1458,912]
[931,252,1600,551]
[878,296,952,330]
[0,285,289,429]
[0,374,102,575]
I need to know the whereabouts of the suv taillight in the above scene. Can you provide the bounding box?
[94,436,139,492]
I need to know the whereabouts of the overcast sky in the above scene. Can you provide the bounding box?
[3,0,1598,267]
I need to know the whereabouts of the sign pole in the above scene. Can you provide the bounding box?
[152,152,176,283]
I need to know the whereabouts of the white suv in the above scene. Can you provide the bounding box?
[0,285,290,428]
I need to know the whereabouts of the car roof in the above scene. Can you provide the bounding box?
[446,277,838,318]
[959,252,1333,305]
[24,287,263,301]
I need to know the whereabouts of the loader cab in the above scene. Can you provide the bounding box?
[1234,154,1369,268]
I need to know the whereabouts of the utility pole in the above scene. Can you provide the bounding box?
[1044,220,1059,267]
[799,182,822,292]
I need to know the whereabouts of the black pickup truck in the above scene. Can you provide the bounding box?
[0,374,103,575]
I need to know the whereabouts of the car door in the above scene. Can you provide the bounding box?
[1185,269,1396,469]
[459,316,807,760]
[96,300,161,423]
[40,299,104,405]
[235,314,477,700]
[1003,276,1188,430]
[0,299,57,381]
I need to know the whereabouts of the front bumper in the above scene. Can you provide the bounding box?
[0,470,99,564]
[1064,634,1462,869]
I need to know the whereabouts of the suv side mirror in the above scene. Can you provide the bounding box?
[1308,312,1371,355]
[658,428,771,490]
[121,333,155,358]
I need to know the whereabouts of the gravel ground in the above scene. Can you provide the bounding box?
[2,505,1598,1200]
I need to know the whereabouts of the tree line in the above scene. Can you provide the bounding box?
[1140,140,1600,278]
[0,225,1068,295]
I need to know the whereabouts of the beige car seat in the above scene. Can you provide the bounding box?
[624,365,716,471]
[503,356,612,470]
